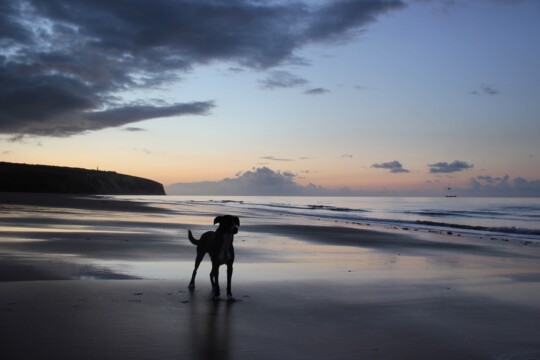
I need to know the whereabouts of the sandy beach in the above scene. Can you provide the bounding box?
[1,193,540,359]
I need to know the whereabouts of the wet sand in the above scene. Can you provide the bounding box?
[1,193,540,359]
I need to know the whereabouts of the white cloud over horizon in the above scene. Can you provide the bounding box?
[167,167,330,196]
[167,167,540,197]
[466,175,540,197]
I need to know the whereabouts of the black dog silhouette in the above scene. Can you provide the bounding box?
[188,215,240,301]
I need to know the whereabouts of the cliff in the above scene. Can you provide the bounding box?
[0,162,165,195]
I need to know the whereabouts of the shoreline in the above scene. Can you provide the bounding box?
[117,194,540,243]
[1,192,540,359]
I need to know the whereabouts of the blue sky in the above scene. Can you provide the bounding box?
[1,0,539,196]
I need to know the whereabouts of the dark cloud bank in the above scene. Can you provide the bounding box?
[167,167,540,196]
[0,0,405,137]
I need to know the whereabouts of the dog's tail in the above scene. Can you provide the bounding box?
[188,230,200,246]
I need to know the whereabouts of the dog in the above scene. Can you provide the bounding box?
[188,215,240,301]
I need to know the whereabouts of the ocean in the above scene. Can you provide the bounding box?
[116,196,540,242]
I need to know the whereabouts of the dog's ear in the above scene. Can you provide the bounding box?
[214,216,222,225]
[234,216,240,226]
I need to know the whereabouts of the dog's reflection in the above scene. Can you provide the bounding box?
[188,290,234,360]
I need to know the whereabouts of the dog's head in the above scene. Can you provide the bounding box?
[214,215,240,234]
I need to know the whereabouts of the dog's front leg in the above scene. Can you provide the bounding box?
[210,263,220,300]
[226,263,234,301]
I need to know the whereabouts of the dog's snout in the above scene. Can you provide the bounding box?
[231,225,238,234]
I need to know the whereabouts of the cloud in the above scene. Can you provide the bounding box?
[465,175,540,196]
[167,166,540,197]
[0,0,405,136]
[371,160,410,173]
[471,84,499,96]
[260,156,313,161]
[6,134,26,143]
[491,0,534,4]
[304,0,406,42]
[341,154,353,158]
[168,167,306,196]
[133,147,151,155]
[417,0,529,10]
[259,71,308,89]
[304,87,330,95]
[428,160,473,173]
[85,101,214,129]
[477,175,502,184]
[260,156,295,162]
[168,166,371,196]
[123,127,146,132]
[513,177,540,195]
[227,67,245,73]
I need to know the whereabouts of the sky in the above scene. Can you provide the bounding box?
[1,0,539,196]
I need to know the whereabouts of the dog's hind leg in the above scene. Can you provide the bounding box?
[188,252,205,290]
